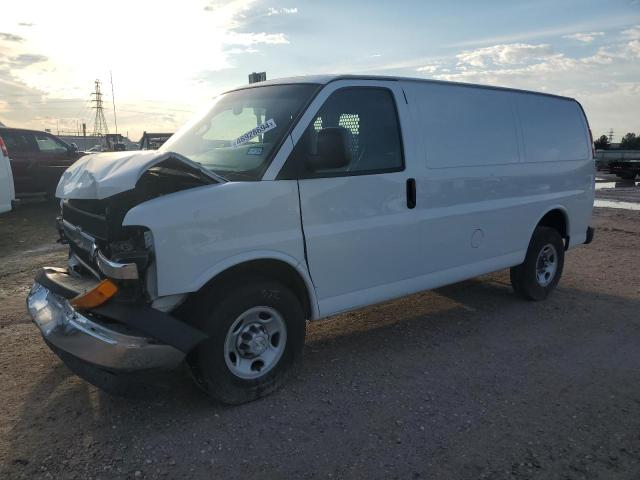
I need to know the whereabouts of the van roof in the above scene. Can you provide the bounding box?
[231,74,576,102]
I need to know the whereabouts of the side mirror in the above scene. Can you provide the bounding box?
[306,127,352,171]
[69,143,78,153]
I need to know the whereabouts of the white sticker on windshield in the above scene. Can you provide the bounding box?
[231,118,277,148]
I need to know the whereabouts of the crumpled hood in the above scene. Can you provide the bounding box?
[56,150,219,200]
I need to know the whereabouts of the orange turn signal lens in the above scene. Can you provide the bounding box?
[70,279,118,310]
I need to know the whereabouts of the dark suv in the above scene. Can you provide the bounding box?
[0,128,85,197]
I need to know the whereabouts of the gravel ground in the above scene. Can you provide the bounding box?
[1,174,639,479]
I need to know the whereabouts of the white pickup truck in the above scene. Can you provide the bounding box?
[28,75,595,404]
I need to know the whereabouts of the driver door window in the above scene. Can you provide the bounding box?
[285,87,404,178]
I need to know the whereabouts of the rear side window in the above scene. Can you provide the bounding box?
[0,131,37,154]
[34,133,68,153]
[283,87,404,178]
[517,95,588,162]
[414,83,520,168]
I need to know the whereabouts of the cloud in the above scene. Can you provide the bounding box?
[225,31,289,45]
[225,46,259,54]
[267,7,298,15]
[421,38,639,138]
[448,15,633,48]
[416,64,439,73]
[563,31,604,43]
[10,53,48,67]
[18,22,34,27]
[0,32,24,42]
[202,1,292,50]
[435,45,625,84]
[456,43,554,67]
[628,40,640,58]
[622,25,640,40]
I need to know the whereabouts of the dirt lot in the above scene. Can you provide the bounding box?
[1,176,639,479]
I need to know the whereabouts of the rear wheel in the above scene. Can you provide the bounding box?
[190,278,306,404]
[510,226,564,301]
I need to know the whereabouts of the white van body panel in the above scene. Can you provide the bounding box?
[0,148,15,214]
[122,180,319,316]
[54,75,593,323]
[401,79,592,268]
[291,79,593,317]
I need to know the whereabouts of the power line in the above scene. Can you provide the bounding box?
[91,79,109,137]
[110,71,118,135]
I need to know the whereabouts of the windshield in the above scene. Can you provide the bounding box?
[160,84,319,180]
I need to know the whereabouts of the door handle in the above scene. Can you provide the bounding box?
[406,178,416,209]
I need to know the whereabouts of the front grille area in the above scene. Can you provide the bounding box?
[62,200,109,240]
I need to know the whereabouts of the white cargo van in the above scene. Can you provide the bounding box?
[28,75,595,404]
[0,135,15,214]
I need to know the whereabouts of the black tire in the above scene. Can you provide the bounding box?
[190,277,306,405]
[510,226,565,301]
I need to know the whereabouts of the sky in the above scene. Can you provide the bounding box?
[0,0,639,142]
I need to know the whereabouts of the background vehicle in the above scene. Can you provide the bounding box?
[0,128,86,197]
[600,150,640,179]
[29,75,595,404]
[139,131,173,150]
[0,135,15,213]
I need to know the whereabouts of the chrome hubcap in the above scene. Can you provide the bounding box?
[536,244,558,287]
[224,306,287,380]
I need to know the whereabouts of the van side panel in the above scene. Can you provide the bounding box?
[402,80,593,282]
[516,94,594,244]
[419,84,521,169]
[517,94,591,163]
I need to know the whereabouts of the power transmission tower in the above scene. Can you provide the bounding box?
[91,79,109,137]
[608,129,614,144]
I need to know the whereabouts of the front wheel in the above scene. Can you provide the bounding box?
[510,226,565,301]
[190,278,306,404]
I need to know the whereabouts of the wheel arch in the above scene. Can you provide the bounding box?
[532,206,570,248]
[188,252,319,321]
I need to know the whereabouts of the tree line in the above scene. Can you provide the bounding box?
[594,132,640,150]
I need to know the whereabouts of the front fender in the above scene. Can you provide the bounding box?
[122,180,310,304]
[190,250,319,319]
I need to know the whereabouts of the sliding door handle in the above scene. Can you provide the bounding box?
[406,178,416,209]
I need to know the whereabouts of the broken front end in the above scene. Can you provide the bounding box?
[27,155,214,375]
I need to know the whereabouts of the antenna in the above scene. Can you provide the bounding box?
[110,71,118,135]
[91,79,109,137]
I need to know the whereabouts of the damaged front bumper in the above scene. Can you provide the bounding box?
[27,272,187,372]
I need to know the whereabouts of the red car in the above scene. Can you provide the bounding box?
[0,127,86,197]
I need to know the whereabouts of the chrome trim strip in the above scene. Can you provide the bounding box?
[96,250,139,280]
[61,219,97,256]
